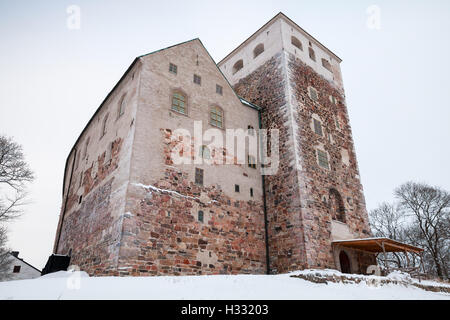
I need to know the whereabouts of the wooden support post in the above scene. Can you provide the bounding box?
[381,241,389,275]
[405,250,410,268]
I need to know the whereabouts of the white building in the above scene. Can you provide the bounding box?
[1,252,41,281]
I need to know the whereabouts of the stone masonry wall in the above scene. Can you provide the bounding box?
[56,138,125,275]
[234,52,308,274]
[287,52,374,269]
[115,129,267,276]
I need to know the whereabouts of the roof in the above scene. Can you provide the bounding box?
[61,38,258,196]
[8,252,41,273]
[218,12,342,66]
[332,237,424,254]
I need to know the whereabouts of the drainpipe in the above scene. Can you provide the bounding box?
[54,148,77,254]
[258,110,270,275]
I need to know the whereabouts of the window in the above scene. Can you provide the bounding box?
[248,125,255,136]
[253,43,264,58]
[75,150,80,170]
[291,36,303,51]
[248,155,256,169]
[195,168,203,186]
[169,63,177,74]
[198,210,204,223]
[84,138,90,159]
[308,47,316,61]
[216,84,223,95]
[335,116,341,130]
[317,149,329,169]
[308,87,318,101]
[250,188,254,197]
[199,145,210,159]
[79,172,83,188]
[171,92,187,115]
[329,95,337,105]
[322,58,332,72]
[313,119,323,136]
[193,74,201,85]
[232,59,243,75]
[118,94,126,118]
[235,184,240,193]
[210,106,223,128]
[13,265,21,273]
[330,188,346,223]
[101,114,108,138]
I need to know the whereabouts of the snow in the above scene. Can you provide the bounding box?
[0,269,448,300]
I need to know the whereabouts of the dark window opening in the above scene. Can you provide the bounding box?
[198,210,204,223]
[195,168,204,186]
[169,63,177,74]
[13,265,21,273]
[250,188,254,197]
[235,184,240,193]
[216,84,223,95]
[193,74,201,85]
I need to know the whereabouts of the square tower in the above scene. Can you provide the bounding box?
[219,13,374,274]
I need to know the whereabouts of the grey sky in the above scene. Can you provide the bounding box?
[1,0,449,269]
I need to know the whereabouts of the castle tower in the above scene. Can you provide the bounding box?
[219,12,374,274]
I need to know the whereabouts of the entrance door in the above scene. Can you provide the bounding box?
[339,251,351,274]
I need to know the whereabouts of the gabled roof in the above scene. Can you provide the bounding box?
[61,38,259,196]
[8,252,41,273]
[218,12,342,66]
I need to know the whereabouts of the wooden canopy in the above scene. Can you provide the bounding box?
[332,237,424,254]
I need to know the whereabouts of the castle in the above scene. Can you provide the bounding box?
[53,13,376,276]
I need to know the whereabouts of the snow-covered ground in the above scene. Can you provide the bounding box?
[0,269,448,300]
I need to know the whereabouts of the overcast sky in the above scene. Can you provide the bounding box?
[1,0,449,269]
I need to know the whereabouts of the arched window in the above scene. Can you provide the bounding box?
[210,106,223,128]
[253,43,264,58]
[329,188,346,223]
[171,91,187,115]
[232,59,243,75]
[118,94,126,118]
[291,36,303,51]
[309,47,316,61]
[101,114,108,138]
[84,137,90,159]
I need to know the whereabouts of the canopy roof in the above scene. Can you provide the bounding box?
[332,237,424,254]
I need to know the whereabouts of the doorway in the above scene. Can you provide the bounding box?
[339,251,351,274]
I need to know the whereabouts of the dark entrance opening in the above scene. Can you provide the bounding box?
[339,251,351,274]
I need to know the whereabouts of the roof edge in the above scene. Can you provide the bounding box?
[218,12,342,66]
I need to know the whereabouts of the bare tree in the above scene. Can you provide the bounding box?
[0,135,34,280]
[0,135,34,222]
[394,182,450,280]
[369,202,412,269]
[0,226,12,281]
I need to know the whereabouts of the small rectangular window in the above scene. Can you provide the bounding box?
[216,84,223,95]
[308,87,318,101]
[195,168,204,185]
[13,265,21,273]
[313,119,323,136]
[198,210,204,223]
[169,63,177,74]
[235,184,240,193]
[193,74,201,85]
[317,149,329,169]
[250,188,254,197]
